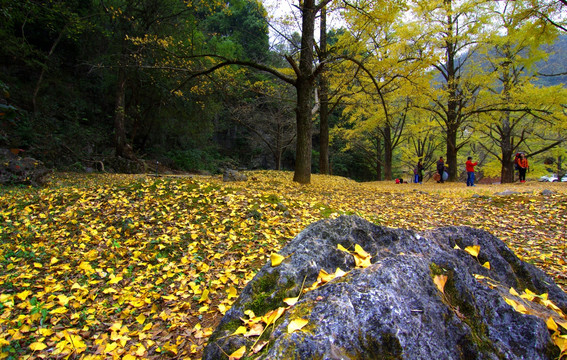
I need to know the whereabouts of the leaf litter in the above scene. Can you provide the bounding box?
[0,171,566,359]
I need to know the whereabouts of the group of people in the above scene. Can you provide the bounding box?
[411,152,529,186]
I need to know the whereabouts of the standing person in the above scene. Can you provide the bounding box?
[517,153,529,183]
[436,157,445,183]
[465,156,478,187]
[417,160,424,184]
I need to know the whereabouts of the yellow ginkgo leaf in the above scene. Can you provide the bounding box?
[270,253,285,267]
[482,262,490,269]
[337,244,350,253]
[464,245,480,258]
[229,345,246,360]
[262,307,285,326]
[29,342,47,351]
[354,244,370,259]
[318,269,334,283]
[107,275,123,285]
[136,345,147,356]
[16,290,31,301]
[547,317,559,332]
[334,268,347,278]
[552,336,567,354]
[433,275,448,294]
[354,255,371,269]
[509,287,520,296]
[199,289,210,303]
[283,297,299,306]
[57,294,70,306]
[104,342,118,354]
[232,326,247,335]
[136,313,146,325]
[39,328,54,337]
[50,306,68,315]
[287,318,308,333]
[227,286,238,299]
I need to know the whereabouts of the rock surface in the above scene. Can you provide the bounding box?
[223,169,247,182]
[0,149,49,186]
[203,216,567,360]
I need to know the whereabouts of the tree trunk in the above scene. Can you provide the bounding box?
[446,125,458,181]
[500,66,515,184]
[318,5,330,175]
[375,135,383,181]
[293,0,317,184]
[383,125,393,180]
[113,67,135,160]
[500,115,515,183]
[444,0,459,182]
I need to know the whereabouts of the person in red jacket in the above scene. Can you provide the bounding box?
[517,153,529,183]
[465,156,478,186]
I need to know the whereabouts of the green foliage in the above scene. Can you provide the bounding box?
[166,148,224,173]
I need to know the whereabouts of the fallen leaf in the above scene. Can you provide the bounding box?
[547,317,558,332]
[465,245,480,258]
[433,275,448,294]
[232,326,247,335]
[283,297,299,306]
[229,345,246,360]
[287,318,308,333]
[29,342,47,351]
[270,253,285,267]
[252,341,268,354]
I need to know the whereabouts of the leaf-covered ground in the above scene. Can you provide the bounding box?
[1,171,566,359]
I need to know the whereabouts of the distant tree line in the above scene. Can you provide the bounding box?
[1,0,566,183]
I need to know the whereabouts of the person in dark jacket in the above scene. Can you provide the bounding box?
[436,157,445,183]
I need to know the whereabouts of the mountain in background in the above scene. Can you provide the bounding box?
[536,34,567,87]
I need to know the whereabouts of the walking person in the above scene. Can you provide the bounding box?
[465,156,478,187]
[417,160,424,184]
[517,153,529,183]
[436,157,445,183]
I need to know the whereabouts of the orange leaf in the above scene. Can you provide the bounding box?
[433,275,448,294]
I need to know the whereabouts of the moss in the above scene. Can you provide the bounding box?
[220,318,243,334]
[245,270,297,317]
[430,263,505,359]
[357,332,403,359]
[314,202,337,218]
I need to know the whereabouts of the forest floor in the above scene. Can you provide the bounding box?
[1,170,566,359]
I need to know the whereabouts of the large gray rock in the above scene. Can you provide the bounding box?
[203,216,566,360]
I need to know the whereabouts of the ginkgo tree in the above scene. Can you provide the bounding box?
[473,0,567,183]
[411,0,495,181]
[332,0,428,180]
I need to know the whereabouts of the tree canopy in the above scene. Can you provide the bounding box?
[0,0,566,183]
